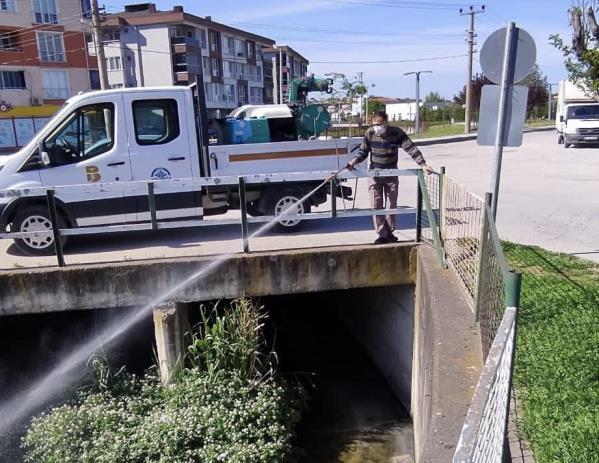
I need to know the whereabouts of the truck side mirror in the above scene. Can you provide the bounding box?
[560,115,565,123]
[38,145,50,166]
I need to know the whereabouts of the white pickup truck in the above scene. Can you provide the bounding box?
[0,85,358,255]
[556,80,599,147]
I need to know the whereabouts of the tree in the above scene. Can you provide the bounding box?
[551,1,599,98]
[424,91,444,102]
[453,74,491,112]
[367,99,385,114]
[521,64,549,116]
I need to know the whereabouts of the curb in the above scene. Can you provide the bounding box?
[414,126,554,146]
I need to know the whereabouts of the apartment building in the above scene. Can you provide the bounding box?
[262,45,309,104]
[101,3,296,118]
[0,0,98,111]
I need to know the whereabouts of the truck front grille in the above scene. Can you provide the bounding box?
[578,127,599,135]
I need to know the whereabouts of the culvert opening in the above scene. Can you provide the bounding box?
[0,284,416,462]
[261,285,415,462]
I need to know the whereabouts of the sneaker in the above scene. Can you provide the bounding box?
[374,236,389,245]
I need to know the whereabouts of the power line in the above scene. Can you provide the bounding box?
[310,53,472,64]
[229,21,465,38]
[332,0,480,10]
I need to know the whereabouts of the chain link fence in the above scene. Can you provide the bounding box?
[420,172,521,463]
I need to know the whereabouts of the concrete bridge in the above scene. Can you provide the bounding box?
[0,242,481,462]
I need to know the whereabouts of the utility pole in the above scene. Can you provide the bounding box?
[404,71,432,138]
[91,0,109,90]
[460,5,485,133]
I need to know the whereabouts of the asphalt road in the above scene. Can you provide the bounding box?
[1,129,597,270]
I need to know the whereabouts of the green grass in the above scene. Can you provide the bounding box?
[417,123,466,139]
[504,243,599,463]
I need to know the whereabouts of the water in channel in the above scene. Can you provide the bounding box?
[264,292,414,463]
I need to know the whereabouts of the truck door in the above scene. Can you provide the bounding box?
[122,91,201,221]
[39,96,133,226]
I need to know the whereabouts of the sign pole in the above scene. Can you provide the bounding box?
[490,22,519,219]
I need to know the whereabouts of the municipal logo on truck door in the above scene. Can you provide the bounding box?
[85,166,101,183]
[151,167,171,180]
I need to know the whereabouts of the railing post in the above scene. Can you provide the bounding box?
[439,166,446,241]
[416,175,423,242]
[147,181,158,231]
[474,192,492,321]
[46,189,65,268]
[330,178,337,218]
[502,272,522,463]
[418,170,445,267]
[238,176,250,253]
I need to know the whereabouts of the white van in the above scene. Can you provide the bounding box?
[0,86,357,255]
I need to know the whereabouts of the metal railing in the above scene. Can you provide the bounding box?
[0,168,428,268]
[420,172,523,463]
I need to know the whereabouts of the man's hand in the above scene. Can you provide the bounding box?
[346,160,356,171]
[422,163,434,175]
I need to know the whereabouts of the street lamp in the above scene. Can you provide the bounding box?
[404,71,432,138]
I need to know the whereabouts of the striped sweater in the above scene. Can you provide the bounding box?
[353,126,426,169]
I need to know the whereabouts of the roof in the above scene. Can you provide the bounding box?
[103,5,275,45]
[262,44,309,65]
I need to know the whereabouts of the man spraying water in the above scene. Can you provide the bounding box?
[346,111,433,244]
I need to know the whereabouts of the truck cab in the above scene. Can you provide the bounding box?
[0,86,357,256]
[556,80,599,148]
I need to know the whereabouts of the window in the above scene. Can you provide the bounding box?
[42,70,69,98]
[198,29,206,48]
[32,0,58,24]
[246,41,255,59]
[103,29,120,42]
[37,32,65,62]
[1,0,16,12]
[105,56,122,71]
[234,39,245,57]
[223,84,235,102]
[238,85,247,104]
[202,56,211,75]
[44,103,115,165]
[0,33,18,50]
[132,99,180,145]
[209,31,218,52]
[223,60,235,78]
[80,0,91,19]
[211,58,221,77]
[89,69,100,90]
[222,36,234,55]
[0,70,25,89]
[249,86,262,104]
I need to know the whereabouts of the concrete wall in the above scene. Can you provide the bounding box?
[411,246,482,463]
[334,285,415,410]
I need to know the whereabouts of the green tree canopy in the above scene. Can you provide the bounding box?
[424,91,444,102]
[551,1,599,98]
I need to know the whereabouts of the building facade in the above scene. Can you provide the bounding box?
[0,0,98,111]
[102,4,310,118]
[262,45,308,104]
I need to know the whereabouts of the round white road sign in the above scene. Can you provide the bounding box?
[480,27,536,84]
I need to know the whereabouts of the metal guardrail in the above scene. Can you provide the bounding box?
[0,168,431,268]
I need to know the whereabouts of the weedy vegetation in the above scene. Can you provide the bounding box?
[22,298,306,463]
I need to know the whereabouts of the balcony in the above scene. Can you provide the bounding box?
[171,36,200,48]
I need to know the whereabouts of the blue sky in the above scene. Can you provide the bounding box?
[107,0,572,100]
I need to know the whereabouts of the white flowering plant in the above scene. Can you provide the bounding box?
[22,299,306,463]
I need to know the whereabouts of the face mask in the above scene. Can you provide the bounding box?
[373,124,386,135]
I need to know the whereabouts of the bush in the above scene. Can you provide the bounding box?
[22,299,305,463]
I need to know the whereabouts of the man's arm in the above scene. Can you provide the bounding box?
[348,133,370,168]
[398,130,433,172]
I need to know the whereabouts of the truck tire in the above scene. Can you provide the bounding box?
[564,137,572,148]
[12,205,67,256]
[265,187,311,233]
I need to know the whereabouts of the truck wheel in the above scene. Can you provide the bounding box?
[266,188,311,233]
[12,206,67,256]
[564,137,572,148]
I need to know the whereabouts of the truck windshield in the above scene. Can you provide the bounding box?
[567,104,599,119]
